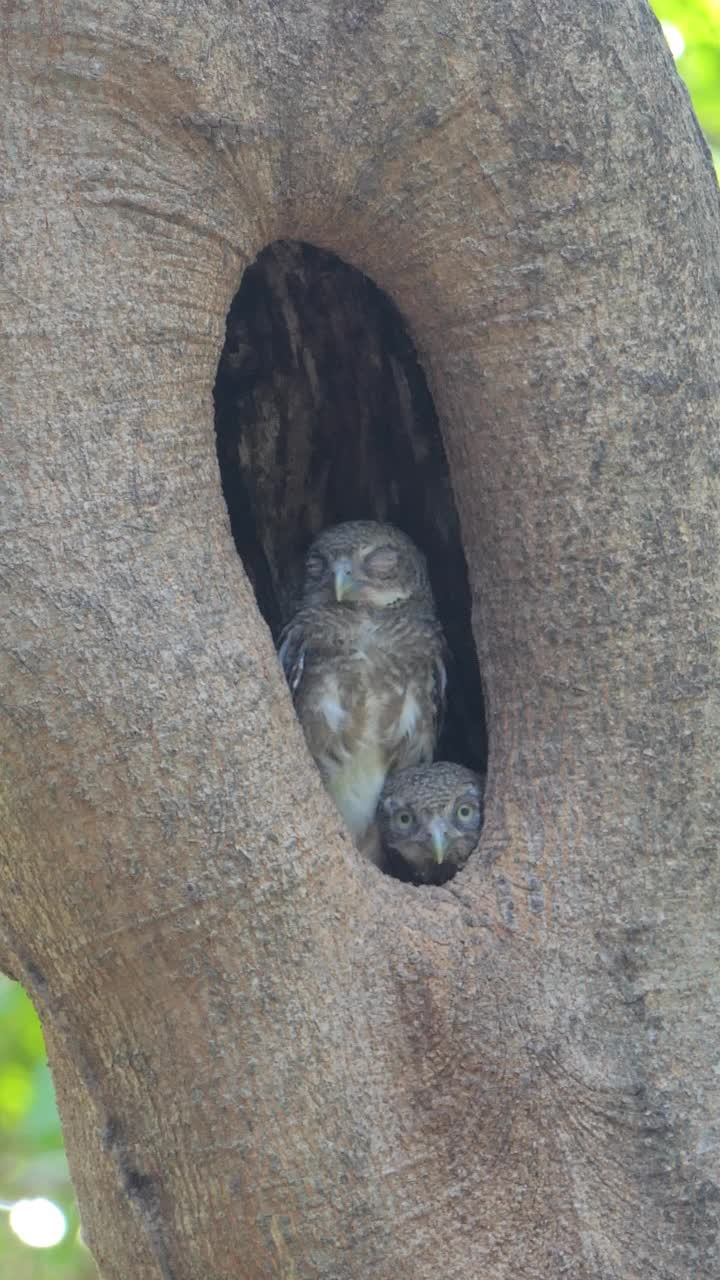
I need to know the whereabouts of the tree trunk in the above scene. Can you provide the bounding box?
[2,2,719,1277]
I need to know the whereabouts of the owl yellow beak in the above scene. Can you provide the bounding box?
[430,818,448,865]
[334,561,355,602]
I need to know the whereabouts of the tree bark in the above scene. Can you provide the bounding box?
[2,2,719,1277]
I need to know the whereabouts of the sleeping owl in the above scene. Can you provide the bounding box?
[377,762,485,883]
[278,521,446,855]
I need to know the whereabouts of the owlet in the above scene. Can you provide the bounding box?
[378,762,485,883]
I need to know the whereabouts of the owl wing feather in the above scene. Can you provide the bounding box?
[277,619,306,698]
[386,645,447,774]
[432,650,447,746]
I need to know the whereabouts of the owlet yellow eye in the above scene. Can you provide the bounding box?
[397,810,412,828]
[456,802,477,823]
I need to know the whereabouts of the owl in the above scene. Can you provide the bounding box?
[377,762,485,883]
[278,521,446,853]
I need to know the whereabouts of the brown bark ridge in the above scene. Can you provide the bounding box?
[2,2,719,1277]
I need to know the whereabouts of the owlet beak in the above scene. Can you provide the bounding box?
[429,818,448,865]
[334,561,355,602]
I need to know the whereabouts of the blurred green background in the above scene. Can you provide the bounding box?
[0,979,95,1277]
[1,4,718,1275]
[656,0,720,171]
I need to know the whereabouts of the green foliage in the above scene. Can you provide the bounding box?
[0,9,718,1277]
[0,979,96,1278]
[652,0,720,172]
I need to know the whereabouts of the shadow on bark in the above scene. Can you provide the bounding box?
[214,239,486,789]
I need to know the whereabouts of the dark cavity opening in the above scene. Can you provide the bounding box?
[214,240,486,880]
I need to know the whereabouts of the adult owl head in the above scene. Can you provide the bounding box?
[301,521,434,612]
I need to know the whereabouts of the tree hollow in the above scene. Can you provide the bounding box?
[214,239,488,783]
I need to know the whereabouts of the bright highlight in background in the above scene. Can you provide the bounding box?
[661,20,686,59]
[8,1198,67,1248]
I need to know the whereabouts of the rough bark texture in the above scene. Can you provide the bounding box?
[2,2,719,1278]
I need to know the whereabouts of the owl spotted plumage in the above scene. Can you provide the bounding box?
[279,521,446,852]
[378,762,485,883]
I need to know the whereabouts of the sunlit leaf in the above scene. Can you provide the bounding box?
[0,1065,33,1124]
[653,0,720,150]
